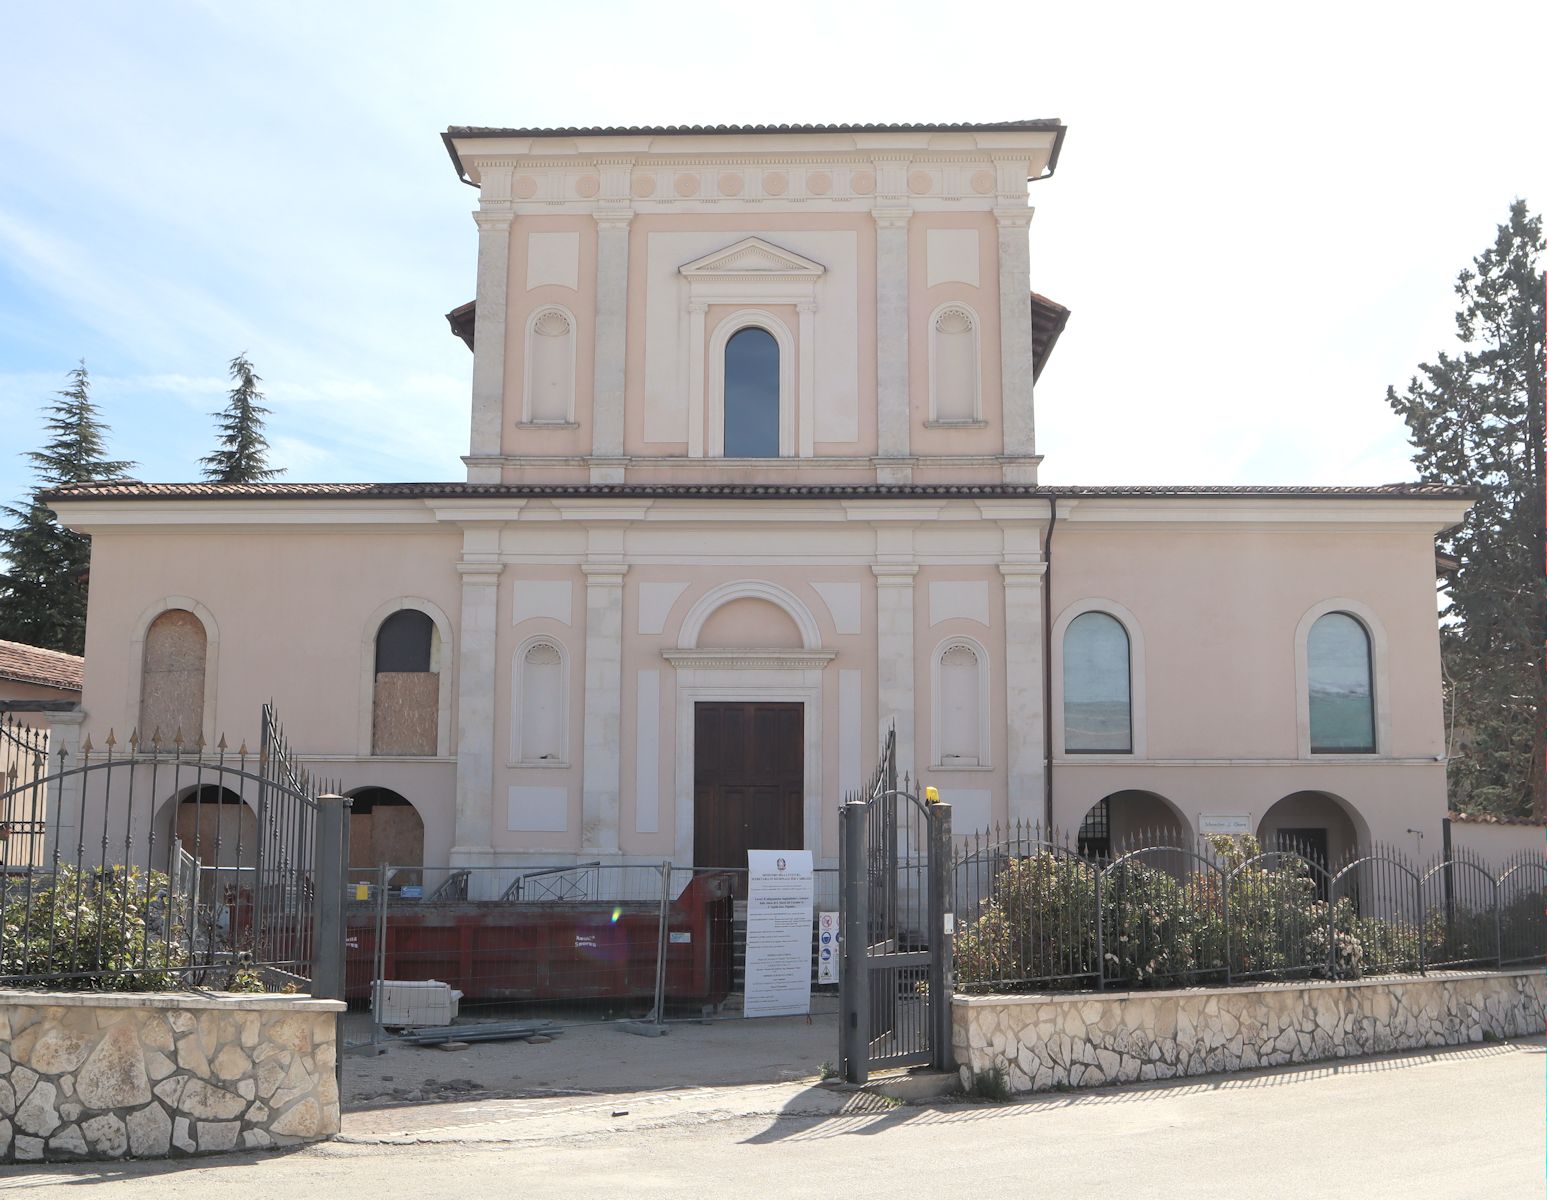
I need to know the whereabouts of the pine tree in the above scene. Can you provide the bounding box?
[1388,200,1546,819]
[201,353,282,483]
[0,364,136,654]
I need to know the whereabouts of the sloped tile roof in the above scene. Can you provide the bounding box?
[446,120,1065,138]
[0,639,84,691]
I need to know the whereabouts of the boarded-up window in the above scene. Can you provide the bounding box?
[932,306,977,422]
[516,641,565,763]
[372,610,439,756]
[938,644,980,765]
[528,309,574,423]
[140,609,207,744]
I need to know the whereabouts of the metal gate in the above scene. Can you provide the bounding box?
[838,741,953,1083]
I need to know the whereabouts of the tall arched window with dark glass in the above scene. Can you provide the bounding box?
[1063,611,1132,753]
[1307,612,1375,753]
[723,326,780,457]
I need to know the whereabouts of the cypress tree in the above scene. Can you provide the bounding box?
[1387,200,1546,819]
[0,364,136,653]
[201,353,282,483]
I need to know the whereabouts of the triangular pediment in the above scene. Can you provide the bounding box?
[679,237,826,279]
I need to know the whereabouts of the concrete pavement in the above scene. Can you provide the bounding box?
[3,1037,1541,1198]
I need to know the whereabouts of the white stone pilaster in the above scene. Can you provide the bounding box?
[872,563,919,779]
[686,302,707,458]
[996,203,1037,482]
[468,208,514,484]
[452,558,503,866]
[798,301,817,458]
[873,163,912,476]
[581,563,627,854]
[590,202,633,480]
[1001,563,1047,827]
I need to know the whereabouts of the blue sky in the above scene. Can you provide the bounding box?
[1,0,1543,511]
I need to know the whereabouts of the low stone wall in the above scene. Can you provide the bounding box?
[953,969,1545,1094]
[0,990,345,1161]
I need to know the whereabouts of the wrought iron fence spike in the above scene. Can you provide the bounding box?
[105,728,117,749]
[128,727,140,750]
[217,734,228,753]
[81,734,94,756]
[196,732,207,751]
[173,729,185,750]
[150,727,163,751]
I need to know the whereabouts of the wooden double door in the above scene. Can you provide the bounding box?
[693,702,804,873]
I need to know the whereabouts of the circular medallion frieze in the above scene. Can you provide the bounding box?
[908,170,933,195]
[762,171,788,196]
[512,176,538,199]
[718,172,744,197]
[575,175,600,198]
[806,170,832,195]
[674,173,700,197]
[850,170,875,195]
[970,169,995,195]
[631,174,657,198]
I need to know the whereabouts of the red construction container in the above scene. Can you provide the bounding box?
[343,871,734,1006]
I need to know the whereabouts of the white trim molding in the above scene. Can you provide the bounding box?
[927,301,983,424]
[126,596,220,747]
[1050,597,1147,759]
[930,634,992,769]
[1293,597,1391,759]
[521,304,578,425]
[677,579,824,651]
[680,237,824,460]
[511,634,571,767]
[357,596,455,758]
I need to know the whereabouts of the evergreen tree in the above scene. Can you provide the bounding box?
[1388,200,1546,819]
[201,353,282,483]
[0,364,136,653]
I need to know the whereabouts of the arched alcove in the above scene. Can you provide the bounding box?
[697,598,805,649]
[347,787,425,882]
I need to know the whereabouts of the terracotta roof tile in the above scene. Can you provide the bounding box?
[0,640,84,691]
[43,480,1476,503]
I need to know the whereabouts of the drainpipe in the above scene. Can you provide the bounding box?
[1042,496,1058,830]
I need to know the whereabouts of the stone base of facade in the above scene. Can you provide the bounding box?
[952,969,1546,1094]
[0,990,345,1161]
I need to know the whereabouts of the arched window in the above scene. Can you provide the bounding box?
[372,610,439,756]
[140,609,207,744]
[525,308,575,423]
[1063,612,1131,753]
[937,643,981,765]
[930,305,979,422]
[723,326,780,457]
[1307,613,1375,753]
[515,640,567,764]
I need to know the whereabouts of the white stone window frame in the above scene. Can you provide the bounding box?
[1294,598,1390,759]
[930,635,992,770]
[127,596,220,748]
[520,304,579,427]
[511,634,571,768]
[925,300,985,427]
[357,597,455,759]
[679,237,824,459]
[1050,598,1147,760]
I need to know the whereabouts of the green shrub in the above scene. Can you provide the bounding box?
[0,865,189,990]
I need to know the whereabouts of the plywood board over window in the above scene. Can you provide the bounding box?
[372,609,439,756]
[139,609,206,743]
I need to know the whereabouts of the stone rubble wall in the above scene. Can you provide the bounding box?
[0,990,345,1161]
[953,969,1546,1095]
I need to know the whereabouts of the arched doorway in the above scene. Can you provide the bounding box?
[347,787,425,885]
[167,785,257,869]
[1256,791,1363,873]
[1076,790,1191,858]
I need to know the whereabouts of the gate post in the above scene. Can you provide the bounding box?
[840,799,871,1084]
[312,794,349,1002]
[927,799,954,1074]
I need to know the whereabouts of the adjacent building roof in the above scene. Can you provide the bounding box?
[442,119,1068,186]
[0,639,84,692]
[443,293,1075,379]
[43,480,1476,503]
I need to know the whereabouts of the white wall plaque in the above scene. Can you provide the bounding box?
[1199,813,1254,836]
[744,849,814,1018]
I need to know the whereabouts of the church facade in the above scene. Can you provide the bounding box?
[46,120,1470,879]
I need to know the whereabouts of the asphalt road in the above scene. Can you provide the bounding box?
[5,1037,1542,1199]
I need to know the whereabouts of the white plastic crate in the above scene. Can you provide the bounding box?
[373,979,462,1027]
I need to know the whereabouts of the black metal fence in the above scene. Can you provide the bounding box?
[953,822,1547,993]
[0,706,348,994]
[1,714,50,869]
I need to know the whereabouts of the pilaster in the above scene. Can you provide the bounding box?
[1000,562,1047,826]
[468,206,514,484]
[872,159,913,476]
[580,562,628,854]
[590,188,634,478]
[451,555,503,866]
[872,523,919,775]
[995,197,1037,482]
